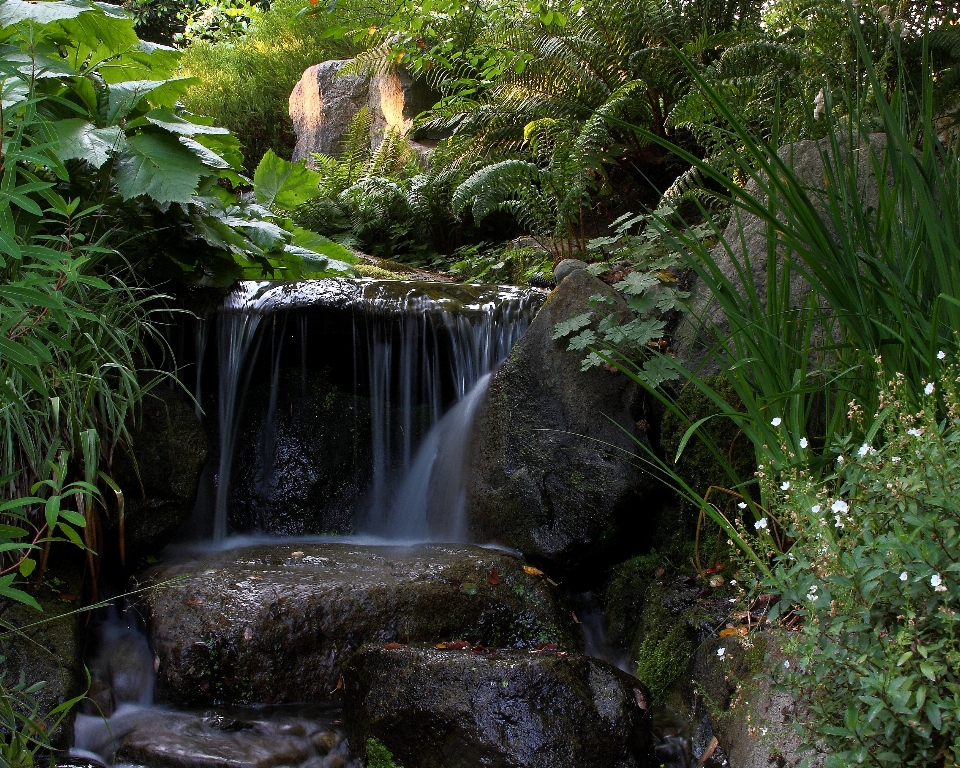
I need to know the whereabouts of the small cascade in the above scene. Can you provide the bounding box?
[213,310,264,542]
[204,278,542,543]
[73,605,358,768]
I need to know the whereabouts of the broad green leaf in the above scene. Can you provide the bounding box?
[51,119,125,168]
[18,557,35,577]
[253,149,322,210]
[291,227,357,263]
[178,136,230,170]
[115,132,206,205]
[0,0,91,26]
[145,108,229,136]
[103,78,191,125]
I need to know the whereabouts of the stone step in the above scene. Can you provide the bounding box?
[343,643,654,768]
[138,543,581,707]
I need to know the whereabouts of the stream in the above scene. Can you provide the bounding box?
[70,278,721,768]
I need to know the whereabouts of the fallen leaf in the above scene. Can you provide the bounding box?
[382,642,406,650]
[654,568,665,578]
[523,565,546,577]
[471,644,496,655]
[185,598,201,607]
[708,575,725,588]
[536,643,559,651]
[330,676,343,694]
[58,593,76,601]
[719,626,748,638]
[634,688,649,711]
[698,736,719,767]
[436,641,471,650]
[705,563,726,574]
[571,611,580,624]
[291,551,305,558]
[487,567,500,585]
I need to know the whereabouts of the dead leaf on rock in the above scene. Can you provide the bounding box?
[523,565,545,577]
[487,567,500,585]
[718,626,748,638]
[436,641,471,650]
[471,644,496,656]
[634,688,649,711]
[382,643,406,650]
[185,598,201,607]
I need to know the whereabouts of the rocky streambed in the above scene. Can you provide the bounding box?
[76,542,659,768]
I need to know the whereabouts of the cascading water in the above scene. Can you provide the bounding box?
[205,278,541,543]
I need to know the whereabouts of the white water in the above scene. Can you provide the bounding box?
[208,278,540,543]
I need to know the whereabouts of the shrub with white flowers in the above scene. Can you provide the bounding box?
[750,353,960,767]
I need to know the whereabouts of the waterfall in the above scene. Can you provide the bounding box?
[206,278,541,543]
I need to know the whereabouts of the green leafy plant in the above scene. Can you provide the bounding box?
[449,243,551,284]
[175,0,260,44]
[0,654,83,768]
[748,355,960,767]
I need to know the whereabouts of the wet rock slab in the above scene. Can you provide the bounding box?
[74,704,356,768]
[343,644,654,768]
[139,543,581,706]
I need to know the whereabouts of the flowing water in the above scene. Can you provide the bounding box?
[75,276,717,767]
[206,278,540,543]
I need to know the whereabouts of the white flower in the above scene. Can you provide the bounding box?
[831,499,849,514]
[908,428,923,437]
[837,456,845,464]
[891,456,901,463]
[755,518,768,530]
[900,571,908,581]
[799,437,808,449]
[924,382,935,396]
[771,417,782,427]
[717,647,726,658]
[938,350,947,360]
[834,515,844,528]
[783,660,790,669]
[781,481,790,490]
[812,504,822,513]
[931,574,942,588]
[858,443,871,457]
[729,580,737,586]
[738,502,747,509]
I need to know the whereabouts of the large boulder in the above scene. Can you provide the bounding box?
[138,543,582,706]
[344,644,654,768]
[290,61,441,162]
[689,632,823,768]
[673,136,886,373]
[465,269,658,576]
[112,385,207,561]
[290,60,370,161]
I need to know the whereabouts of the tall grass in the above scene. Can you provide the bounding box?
[602,6,959,553]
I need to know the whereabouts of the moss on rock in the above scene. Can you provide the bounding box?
[604,555,707,704]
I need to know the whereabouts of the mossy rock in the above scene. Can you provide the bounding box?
[0,561,84,749]
[604,556,706,704]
